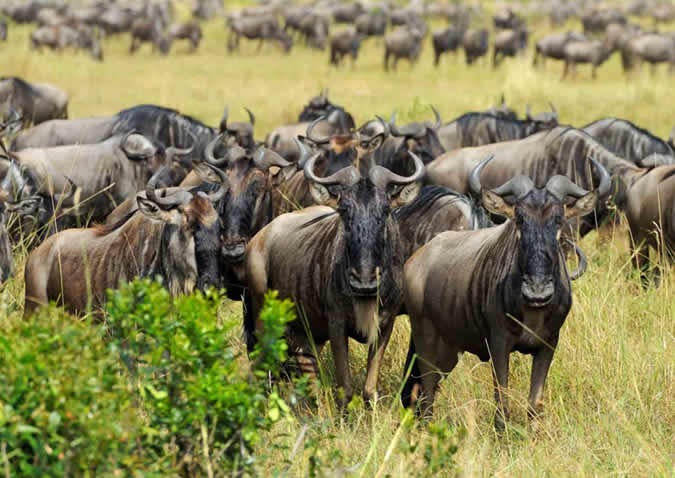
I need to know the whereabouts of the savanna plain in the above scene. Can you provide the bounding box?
[0,2,673,476]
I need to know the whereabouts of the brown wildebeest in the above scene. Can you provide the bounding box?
[167,21,203,51]
[401,157,609,429]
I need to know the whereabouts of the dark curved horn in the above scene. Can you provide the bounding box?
[368,151,425,189]
[204,163,228,203]
[375,115,389,136]
[244,107,255,126]
[304,154,359,186]
[253,147,292,170]
[294,137,312,169]
[145,168,185,209]
[591,157,611,198]
[564,239,587,280]
[431,106,441,129]
[166,130,196,159]
[545,175,590,201]
[306,115,331,145]
[204,132,228,166]
[468,155,494,195]
[219,105,229,132]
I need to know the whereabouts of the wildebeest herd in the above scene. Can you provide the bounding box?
[1,61,673,428]
[2,0,674,76]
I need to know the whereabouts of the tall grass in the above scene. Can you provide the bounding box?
[1,8,673,476]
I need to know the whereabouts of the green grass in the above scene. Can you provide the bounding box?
[1,7,674,477]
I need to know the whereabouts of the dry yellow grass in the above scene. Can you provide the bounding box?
[0,6,673,477]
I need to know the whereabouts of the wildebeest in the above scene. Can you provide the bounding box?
[493,8,525,30]
[23,169,227,316]
[0,20,7,41]
[297,11,330,50]
[533,31,587,67]
[431,25,465,66]
[384,26,424,71]
[493,29,529,67]
[581,8,626,35]
[228,15,293,53]
[245,152,425,404]
[29,24,103,61]
[355,10,388,40]
[463,28,488,65]
[0,77,68,127]
[562,39,614,79]
[333,2,365,23]
[624,33,675,75]
[129,18,170,55]
[193,0,223,20]
[166,21,203,52]
[625,165,675,284]
[219,106,257,154]
[401,157,608,427]
[583,118,675,166]
[97,4,134,35]
[483,95,518,120]
[330,27,361,66]
[297,90,351,123]
[436,112,558,152]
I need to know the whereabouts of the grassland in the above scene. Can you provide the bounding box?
[0,5,673,477]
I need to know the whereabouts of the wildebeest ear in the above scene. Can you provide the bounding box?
[565,192,596,218]
[310,183,338,208]
[482,190,514,218]
[137,196,177,223]
[389,182,421,208]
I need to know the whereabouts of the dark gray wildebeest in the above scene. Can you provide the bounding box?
[532,31,587,67]
[245,152,425,405]
[333,2,365,23]
[431,25,466,66]
[29,24,103,61]
[652,2,675,25]
[97,4,134,35]
[129,18,170,55]
[219,106,257,154]
[166,21,203,52]
[581,8,626,35]
[355,10,388,40]
[330,27,361,66]
[436,111,558,152]
[624,33,675,75]
[493,8,525,30]
[297,90,352,123]
[562,39,615,79]
[297,11,330,50]
[493,29,529,67]
[401,157,608,428]
[384,26,424,71]
[625,165,675,285]
[583,118,675,167]
[193,0,223,20]
[426,126,643,238]
[0,20,7,41]
[0,77,68,127]
[463,28,488,65]
[23,168,226,317]
[228,15,293,53]
[6,131,194,233]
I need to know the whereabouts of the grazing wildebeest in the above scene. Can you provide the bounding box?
[426,126,642,237]
[384,26,423,71]
[583,119,675,166]
[228,15,293,53]
[129,18,170,55]
[0,77,68,127]
[493,8,525,30]
[298,11,329,50]
[23,169,226,316]
[493,29,529,67]
[562,39,614,79]
[167,21,203,51]
[29,23,103,60]
[97,5,134,35]
[245,152,425,405]
[401,157,608,428]
[431,25,465,66]
[333,2,365,23]
[581,8,626,35]
[437,111,558,152]
[330,27,361,66]
[463,28,488,65]
[355,10,388,40]
[533,31,587,67]
[625,165,675,285]
[624,33,675,75]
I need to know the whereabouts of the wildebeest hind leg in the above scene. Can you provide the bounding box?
[363,317,395,404]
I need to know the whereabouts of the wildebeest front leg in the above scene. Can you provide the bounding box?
[527,344,556,420]
[329,320,353,408]
[363,318,395,404]
[490,333,511,432]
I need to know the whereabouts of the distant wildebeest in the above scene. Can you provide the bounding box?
[333,2,365,23]
[0,20,7,41]
[426,126,642,237]
[193,0,223,20]
[562,39,615,79]
[298,11,330,50]
[97,5,134,35]
[0,77,68,127]
[23,168,227,316]
[355,10,388,40]
[245,152,425,405]
[533,31,587,67]
[624,33,675,75]
[493,8,525,30]
[401,157,608,427]
[330,27,361,66]
[583,118,675,166]
[625,165,675,285]
[581,8,626,35]
[493,29,529,67]
[431,25,465,66]
[384,26,424,71]
[129,18,170,55]
[652,2,675,25]
[228,14,293,53]
[166,21,203,52]
[30,24,103,61]
[463,28,488,65]
[437,110,558,151]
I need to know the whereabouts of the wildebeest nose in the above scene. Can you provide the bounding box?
[521,279,554,307]
[349,268,378,296]
[222,242,246,262]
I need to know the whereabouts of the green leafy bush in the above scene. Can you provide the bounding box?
[0,306,136,476]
